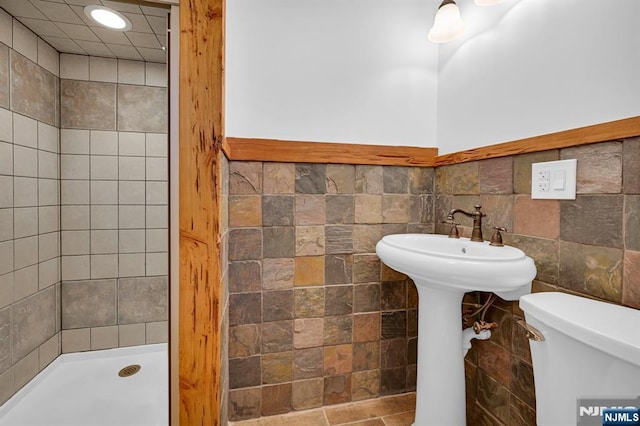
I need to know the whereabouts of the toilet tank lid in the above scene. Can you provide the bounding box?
[520,292,640,368]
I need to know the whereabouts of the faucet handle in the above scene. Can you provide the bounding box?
[442,220,460,239]
[490,226,507,247]
[474,204,486,217]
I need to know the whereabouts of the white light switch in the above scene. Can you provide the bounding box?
[531,159,576,199]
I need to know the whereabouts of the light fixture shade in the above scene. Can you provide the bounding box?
[84,5,132,31]
[428,0,465,43]
[474,0,504,6]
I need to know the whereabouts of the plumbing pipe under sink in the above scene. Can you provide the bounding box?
[462,328,491,357]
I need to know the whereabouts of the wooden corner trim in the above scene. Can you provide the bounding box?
[223,137,438,167]
[434,116,640,166]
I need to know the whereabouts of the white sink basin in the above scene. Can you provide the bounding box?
[376,233,536,425]
[376,233,536,300]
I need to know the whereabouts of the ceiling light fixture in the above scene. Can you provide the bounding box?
[428,0,505,43]
[84,5,132,31]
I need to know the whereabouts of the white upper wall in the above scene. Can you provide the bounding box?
[225,0,440,147]
[437,0,640,154]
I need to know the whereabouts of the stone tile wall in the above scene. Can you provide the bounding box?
[435,139,640,425]
[0,12,61,405]
[226,161,434,421]
[58,53,169,353]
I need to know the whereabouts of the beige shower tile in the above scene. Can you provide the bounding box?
[61,328,90,353]
[12,20,37,63]
[12,287,56,361]
[89,57,117,83]
[60,54,89,80]
[38,333,60,369]
[90,326,118,350]
[11,51,56,125]
[61,80,116,130]
[119,323,145,347]
[117,85,167,132]
[146,321,167,344]
[0,44,8,109]
[13,349,38,390]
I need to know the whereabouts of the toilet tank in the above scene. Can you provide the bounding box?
[519,292,640,426]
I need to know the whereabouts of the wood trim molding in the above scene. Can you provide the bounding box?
[435,116,640,166]
[178,0,224,424]
[224,137,438,166]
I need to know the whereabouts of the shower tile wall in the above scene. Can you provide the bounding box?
[0,12,61,405]
[226,162,434,421]
[58,53,168,353]
[434,139,640,425]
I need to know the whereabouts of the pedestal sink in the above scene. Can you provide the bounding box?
[376,234,536,426]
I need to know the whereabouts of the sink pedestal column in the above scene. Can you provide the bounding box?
[413,282,466,426]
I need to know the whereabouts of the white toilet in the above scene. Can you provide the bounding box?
[519,292,640,426]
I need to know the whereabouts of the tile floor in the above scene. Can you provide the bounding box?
[230,393,416,426]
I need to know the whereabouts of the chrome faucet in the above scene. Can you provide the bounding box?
[447,205,486,242]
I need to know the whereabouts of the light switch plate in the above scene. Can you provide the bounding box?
[531,159,577,199]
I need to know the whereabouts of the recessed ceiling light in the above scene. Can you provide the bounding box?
[84,5,132,31]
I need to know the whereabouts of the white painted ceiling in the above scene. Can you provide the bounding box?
[0,0,168,63]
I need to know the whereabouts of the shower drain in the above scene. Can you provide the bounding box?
[118,364,141,378]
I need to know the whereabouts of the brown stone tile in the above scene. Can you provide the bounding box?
[477,340,510,387]
[407,310,417,338]
[560,195,623,248]
[12,288,56,361]
[232,409,329,425]
[230,293,262,326]
[324,393,416,424]
[0,45,8,109]
[263,195,294,226]
[561,141,622,194]
[229,195,262,227]
[326,164,355,194]
[263,290,294,322]
[296,226,325,256]
[482,306,512,350]
[351,370,380,402]
[293,318,324,349]
[623,138,640,194]
[294,256,324,286]
[513,195,559,239]
[407,284,418,309]
[511,315,532,364]
[263,258,295,290]
[229,229,262,260]
[230,162,263,195]
[507,234,559,284]
[381,338,407,369]
[324,315,353,345]
[479,157,513,195]
[295,195,326,225]
[262,352,293,384]
[353,283,381,313]
[479,195,513,239]
[296,164,326,194]
[381,281,406,310]
[434,195,453,234]
[406,365,417,391]
[61,280,116,329]
[261,321,293,353]
[324,374,352,405]
[229,356,261,389]
[623,250,640,309]
[352,341,380,372]
[559,241,622,302]
[294,288,325,318]
[477,370,510,424]
[409,167,434,194]
[382,195,409,223]
[353,313,381,343]
[510,356,535,408]
[261,383,292,416]
[409,195,434,225]
[510,395,536,426]
[228,387,261,421]
[325,225,353,254]
[117,85,167,132]
[229,261,262,293]
[381,311,406,339]
[263,226,294,258]
[325,254,354,285]
[407,338,417,365]
[61,79,114,129]
[325,286,353,315]
[353,225,382,254]
[353,254,380,283]
[380,367,406,396]
[355,195,383,224]
[294,347,323,379]
[625,195,640,251]
[230,324,261,358]
[513,150,559,194]
[436,162,479,195]
[324,344,353,375]
[343,419,385,426]
[382,411,415,426]
[264,162,295,194]
[355,165,383,194]
[383,167,409,194]
[380,264,406,283]
[326,195,354,224]
[292,377,324,410]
